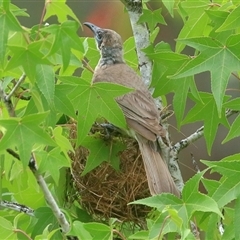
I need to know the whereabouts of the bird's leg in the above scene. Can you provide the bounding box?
[100,123,122,139]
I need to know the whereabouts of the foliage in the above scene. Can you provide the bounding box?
[0,0,240,239]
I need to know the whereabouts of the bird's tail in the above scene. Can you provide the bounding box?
[136,135,179,197]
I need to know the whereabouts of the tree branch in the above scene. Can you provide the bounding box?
[0,200,35,217]
[173,109,239,153]
[6,74,26,101]
[120,0,152,86]
[120,0,184,193]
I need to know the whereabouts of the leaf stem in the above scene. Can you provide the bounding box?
[14,229,33,240]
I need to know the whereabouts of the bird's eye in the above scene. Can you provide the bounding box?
[96,31,103,41]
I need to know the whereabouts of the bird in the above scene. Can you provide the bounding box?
[84,22,179,197]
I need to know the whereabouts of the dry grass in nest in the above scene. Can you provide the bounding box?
[68,123,151,224]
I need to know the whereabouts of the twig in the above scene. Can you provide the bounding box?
[29,153,70,233]
[5,74,26,101]
[157,215,170,240]
[191,153,200,173]
[14,229,33,240]
[6,149,70,233]
[0,200,35,217]
[112,229,127,240]
[173,109,239,153]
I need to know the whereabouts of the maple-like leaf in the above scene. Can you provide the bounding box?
[59,76,132,145]
[182,93,229,153]
[132,171,222,232]
[0,112,56,167]
[81,135,125,175]
[6,42,52,81]
[172,35,240,116]
[0,0,23,66]
[202,160,240,208]
[41,21,84,71]
[38,147,70,184]
[138,8,166,32]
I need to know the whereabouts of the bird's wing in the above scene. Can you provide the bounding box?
[117,90,165,141]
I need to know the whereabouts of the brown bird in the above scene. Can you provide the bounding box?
[84,22,179,197]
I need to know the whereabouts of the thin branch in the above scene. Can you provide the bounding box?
[173,109,239,153]
[6,149,70,233]
[0,200,35,217]
[29,153,70,233]
[14,229,33,240]
[6,74,26,101]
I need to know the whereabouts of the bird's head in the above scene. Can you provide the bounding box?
[83,22,124,65]
[83,22,123,54]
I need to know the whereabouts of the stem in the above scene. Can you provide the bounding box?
[173,109,239,153]
[0,200,35,217]
[14,229,33,240]
[5,74,26,101]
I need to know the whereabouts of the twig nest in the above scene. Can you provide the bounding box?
[69,123,151,224]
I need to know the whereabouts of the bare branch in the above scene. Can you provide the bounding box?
[29,154,70,233]
[6,74,26,101]
[173,109,239,153]
[6,149,70,233]
[0,200,35,217]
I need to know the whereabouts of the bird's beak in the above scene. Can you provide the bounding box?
[83,22,102,36]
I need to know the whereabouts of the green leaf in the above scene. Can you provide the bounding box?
[223,97,240,110]
[0,2,23,67]
[41,21,83,71]
[7,42,52,81]
[38,147,70,184]
[52,126,74,155]
[149,210,180,239]
[182,93,228,153]
[138,8,166,32]
[129,230,149,239]
[132,171,222,225]
[0,112,56,167]
[60,76,131,145]
[83,222,112,240]
[172,36,240,116]
[162,0,175,17]
[176,0,211,52]
[44,0,80,23]
[223,114,240,143]
[0,216,15,239]
[69,221,92,240]
[217,5,240,32]
[32,207,58,238]
[202,160,240,208]
[81,135,124,175]
[233,197,240,240]
[54,84,76,118]
[35,64,55,107]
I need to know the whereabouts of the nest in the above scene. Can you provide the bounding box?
[68,123,151,224]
